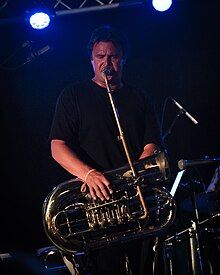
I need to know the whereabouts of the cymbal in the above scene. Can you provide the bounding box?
[179,191,219,214]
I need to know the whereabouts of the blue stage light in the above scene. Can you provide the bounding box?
[29,12,51,30]
[152,0,172,12]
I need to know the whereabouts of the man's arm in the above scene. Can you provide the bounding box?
[51,139,112,200]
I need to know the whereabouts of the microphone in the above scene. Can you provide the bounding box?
[170,97,198,125]
[26,45,51,63]
[22,40,33,48]
[102,67,114,76]
[178,157,220,170]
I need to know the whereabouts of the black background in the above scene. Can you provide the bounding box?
[0,0,219,256]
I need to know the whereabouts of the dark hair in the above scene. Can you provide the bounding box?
[87,25,129,60]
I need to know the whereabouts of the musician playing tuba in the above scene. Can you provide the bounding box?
[49,25,163,275]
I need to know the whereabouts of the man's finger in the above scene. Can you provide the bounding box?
[101,177,113,194]
[93,186,105,201]
[89,187,97,201]
[98,185,110,200]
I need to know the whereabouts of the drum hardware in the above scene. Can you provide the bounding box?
[164,176,220,275]
[199,213,220,250]
[184,178,205,274]
[198,212,220,226]
[0,253,12,262]
[206,165,220,193]
[37,246,67,271]
[164,212,220,275]
[166,177,206,275]
[37,245,87,272]
[189,222,204,275]
[164,223,205,275]
[188,175,219,273]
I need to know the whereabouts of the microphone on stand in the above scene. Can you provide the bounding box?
[102,67,115,76]
[178,157,220,170]
[170,97,198,125]
[26,45,51,63]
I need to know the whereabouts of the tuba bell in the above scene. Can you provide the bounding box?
[43,152,176,255]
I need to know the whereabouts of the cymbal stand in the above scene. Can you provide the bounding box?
[164,180,205,275]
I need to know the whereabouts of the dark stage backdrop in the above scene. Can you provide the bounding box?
[0,1,219,255]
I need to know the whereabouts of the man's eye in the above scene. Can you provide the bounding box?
[97,55,104,59]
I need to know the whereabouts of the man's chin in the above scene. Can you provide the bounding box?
[106,75,114,81]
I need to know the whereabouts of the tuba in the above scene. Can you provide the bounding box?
[43,152,176,255]
[43,71,176,255]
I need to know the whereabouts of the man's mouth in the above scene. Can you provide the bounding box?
[102,67,115,76]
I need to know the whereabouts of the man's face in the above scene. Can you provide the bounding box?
[91,41,124,87]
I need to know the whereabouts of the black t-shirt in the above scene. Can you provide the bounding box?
[49,80,161,171]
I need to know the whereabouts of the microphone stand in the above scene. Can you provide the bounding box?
[188,180,204,275]
[103,75,137,178]
[103,73,148,220]
[162,109,184,146]
[161,109,185,182]
[161,107,204,274]
[162,96,198,153]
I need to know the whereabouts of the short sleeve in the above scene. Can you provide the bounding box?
[49,86,80,145]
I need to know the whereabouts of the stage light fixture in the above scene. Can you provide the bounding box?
[28,11,51,30]
[152,0,172,12]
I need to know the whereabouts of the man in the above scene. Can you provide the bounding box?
[49,25,162,274]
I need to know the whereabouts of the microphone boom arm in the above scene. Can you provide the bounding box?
[178,157,220,170]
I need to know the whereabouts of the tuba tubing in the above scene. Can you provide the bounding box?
[43,152,176,255]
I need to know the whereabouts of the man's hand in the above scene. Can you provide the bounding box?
[84,170,113,201]
[51,140,113,201]
[139,143,159,159]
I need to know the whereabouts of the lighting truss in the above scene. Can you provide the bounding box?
[52,0,144,16]
[0,0,144,25]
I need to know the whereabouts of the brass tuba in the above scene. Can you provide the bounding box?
[42,152,176,255]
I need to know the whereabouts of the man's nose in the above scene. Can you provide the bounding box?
[106,56,112,66]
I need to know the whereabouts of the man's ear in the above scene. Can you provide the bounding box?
[91,58,95,70]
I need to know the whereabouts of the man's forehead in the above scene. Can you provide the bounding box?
[92,41,122,52]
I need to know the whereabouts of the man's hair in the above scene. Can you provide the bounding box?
[87,25,129,60]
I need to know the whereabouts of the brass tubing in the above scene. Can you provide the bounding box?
[136,185,148,219]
